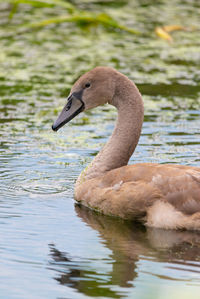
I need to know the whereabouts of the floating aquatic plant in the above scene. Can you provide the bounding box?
[155,25,188,42]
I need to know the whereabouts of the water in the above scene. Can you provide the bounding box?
[0,0,200,298]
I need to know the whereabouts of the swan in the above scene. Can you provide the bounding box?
[52,67,200,230]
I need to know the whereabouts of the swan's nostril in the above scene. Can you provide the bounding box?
[66,100,72,111]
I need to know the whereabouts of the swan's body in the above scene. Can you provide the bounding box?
[52,67,200,230]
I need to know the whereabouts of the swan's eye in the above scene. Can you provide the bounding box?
[85,82,91,88]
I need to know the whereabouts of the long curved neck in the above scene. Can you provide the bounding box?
[77,75,144,184]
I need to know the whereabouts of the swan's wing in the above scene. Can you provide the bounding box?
[162,169,200,215]
[75,178,162,219]
[75,163,200,229]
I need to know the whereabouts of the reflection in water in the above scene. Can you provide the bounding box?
[49,205,200,298]
[48,245,122,298]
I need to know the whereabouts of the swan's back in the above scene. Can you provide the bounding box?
[75,163,200,230]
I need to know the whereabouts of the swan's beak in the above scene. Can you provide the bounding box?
[52,93,85,131]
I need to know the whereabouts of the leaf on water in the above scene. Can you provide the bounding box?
[155,25,188,42]
[155,27,173,42]
[163,25,186,32]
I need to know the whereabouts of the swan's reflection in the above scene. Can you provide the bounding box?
[49,204,200,298]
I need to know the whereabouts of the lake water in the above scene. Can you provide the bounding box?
[0,1,200,298]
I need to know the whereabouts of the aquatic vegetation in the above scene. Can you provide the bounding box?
[0,1,200,298]
[155,25,190,43]
[2,0,140,34]
[1,0,198,42]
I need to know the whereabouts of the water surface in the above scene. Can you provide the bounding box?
[0,0,200,298]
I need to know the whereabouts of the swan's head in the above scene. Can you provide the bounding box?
[52,67,116,131]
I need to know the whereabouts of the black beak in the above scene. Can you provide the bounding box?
[52,92,84,131]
